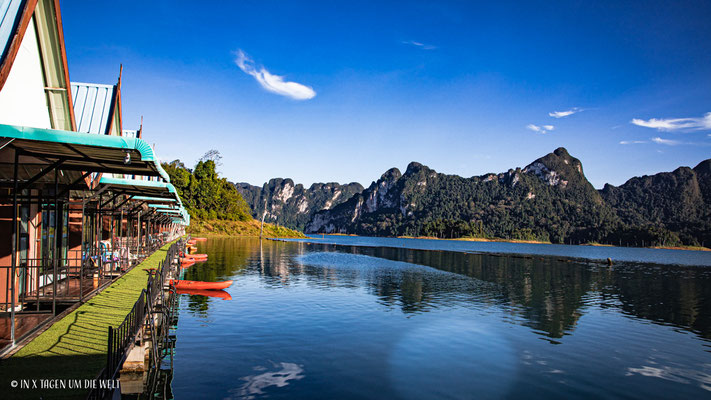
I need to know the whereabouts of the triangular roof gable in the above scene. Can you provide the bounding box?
[71,67,123,136]
[0,0,36,85]
[0,0,75,131]
[72,82,117,134]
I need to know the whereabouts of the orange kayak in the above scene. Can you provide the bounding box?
[170,280,233,290]
[187,240,197,245]
[180,259,196,268]
[184,253,208,260]
[193,237,207,241]
[176,288,231,300]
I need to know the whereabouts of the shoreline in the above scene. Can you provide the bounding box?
[314,233,710,252]
[187,219,306,239]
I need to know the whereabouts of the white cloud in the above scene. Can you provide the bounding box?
[631,112,711,131]
[527,124,554,134]
[402,40,437,50]
[549,107,583,118]
[234,50,316,100]
[651,137,680,145]
[619,140,646,145]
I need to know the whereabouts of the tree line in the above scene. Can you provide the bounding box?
[162,151,251,221]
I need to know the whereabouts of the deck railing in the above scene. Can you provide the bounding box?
[0,236,177,355]
[105,288,147,384]
[87,239,183,400]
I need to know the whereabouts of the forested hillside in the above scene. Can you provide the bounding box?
[305,148,710,247]
[307,148,620,244]
[601,160,711,247]
[162,152,252,221]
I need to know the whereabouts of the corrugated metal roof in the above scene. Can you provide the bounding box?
[71,82,116,134]
[0,0,23,64]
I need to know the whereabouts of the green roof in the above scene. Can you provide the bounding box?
[148,204,178,209]
[98,177,184,211]
[132,196,179,204]
[0,123,170,182]
[155,208,181,214]
[158,206,190,225]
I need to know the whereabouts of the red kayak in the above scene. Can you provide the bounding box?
[184,253,208,260]
[170,279,233,290]
[176,288,232,300]
[180,260,195,268]
[193,237,208,241]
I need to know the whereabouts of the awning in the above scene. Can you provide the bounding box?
[149,204,179,210]
[155,208,181,214]
[156,206,190,225]
[134,195,180,205]
[98,176,179,200]
[0,123,170,188]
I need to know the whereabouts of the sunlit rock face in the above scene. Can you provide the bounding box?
[235,179,364,231]
[305,148,621,244]
[242,146,709,246]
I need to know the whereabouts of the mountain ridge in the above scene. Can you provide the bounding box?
[235,148,709,247]
[235,179,364,231]
[302,148,710,247]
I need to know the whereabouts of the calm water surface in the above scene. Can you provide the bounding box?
[286,235,711,266]
[172,238,711,399]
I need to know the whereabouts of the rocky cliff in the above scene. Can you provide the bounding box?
[306,148,620,243]
[305,148,711,246]
[237,148,709,247]
[235,179,364,231]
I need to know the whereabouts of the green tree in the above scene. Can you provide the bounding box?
[162,151,251,221]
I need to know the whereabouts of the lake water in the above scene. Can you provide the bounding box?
[286,235,711,266]
[172,237,711,399]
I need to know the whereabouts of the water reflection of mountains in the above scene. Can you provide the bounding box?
[188,238,711,341]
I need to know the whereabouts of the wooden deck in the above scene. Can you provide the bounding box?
[23,276,114,304]
[0,313,53,351]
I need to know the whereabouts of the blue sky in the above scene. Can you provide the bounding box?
[60,0,711,188]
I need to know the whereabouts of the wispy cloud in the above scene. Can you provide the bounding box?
[651,137,681,145]
[549,107,583,118]
[527,124,554,134]
[234,50,316,100]
[620,136,711,146]
[402,40,437,50]
[630,112,711,131]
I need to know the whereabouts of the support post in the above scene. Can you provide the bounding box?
[80,198,85,302]
[97,194,102,280]
[10,150,19,345]
[53,169,59,315]
[137,211,141,257]
[119,209,124,270]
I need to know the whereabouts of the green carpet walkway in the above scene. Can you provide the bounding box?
[0,241,176,399]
